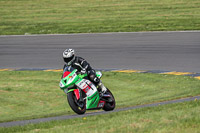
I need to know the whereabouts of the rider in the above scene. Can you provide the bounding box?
[62,48,107,93]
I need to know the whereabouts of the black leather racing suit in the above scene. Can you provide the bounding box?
[63,56,100,85]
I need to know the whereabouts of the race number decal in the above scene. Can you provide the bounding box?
[77,79,97,97]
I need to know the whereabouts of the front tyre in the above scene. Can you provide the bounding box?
[103,88,115,111]
[67,91,86,115]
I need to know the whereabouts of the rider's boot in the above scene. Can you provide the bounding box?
[98,81,107,93]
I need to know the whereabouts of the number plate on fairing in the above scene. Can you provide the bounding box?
[98,101,105,108]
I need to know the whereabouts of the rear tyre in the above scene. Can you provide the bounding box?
[103,88,115,111]
[67,91,86,115]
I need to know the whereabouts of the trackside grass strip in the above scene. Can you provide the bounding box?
[1,100,200,132]
[0,71,200,123]
[0,0,200,35]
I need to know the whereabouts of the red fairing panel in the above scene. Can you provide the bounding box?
[63,71,71,78]
[74,89,80,100]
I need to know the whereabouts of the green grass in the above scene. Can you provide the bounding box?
[1,100,200,132]
[0,71,200,123]
[0,0,200,35]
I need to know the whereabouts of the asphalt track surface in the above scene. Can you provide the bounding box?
[1,96,200,127]
[0,31,200,72]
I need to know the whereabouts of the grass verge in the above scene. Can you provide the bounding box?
[0,0,200,35]
[0,71,200,123]
[1,100,200,132]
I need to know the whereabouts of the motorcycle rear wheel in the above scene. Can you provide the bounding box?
[67,91,86,115]
[103,88,115,111]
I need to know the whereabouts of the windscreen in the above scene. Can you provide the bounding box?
[63,66,75,73]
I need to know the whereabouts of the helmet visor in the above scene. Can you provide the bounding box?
[64,55,74,63]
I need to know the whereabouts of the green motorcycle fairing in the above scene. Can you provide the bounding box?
[59,66,102,109]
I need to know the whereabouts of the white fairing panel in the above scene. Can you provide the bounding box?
[76,79,97,97]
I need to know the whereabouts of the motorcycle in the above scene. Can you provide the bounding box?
[59,66,115,115]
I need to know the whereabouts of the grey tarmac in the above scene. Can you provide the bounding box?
[0,31,200,72]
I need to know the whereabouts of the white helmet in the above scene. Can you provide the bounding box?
[63,48,75,65]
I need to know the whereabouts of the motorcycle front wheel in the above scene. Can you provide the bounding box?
[67,91,86,115]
